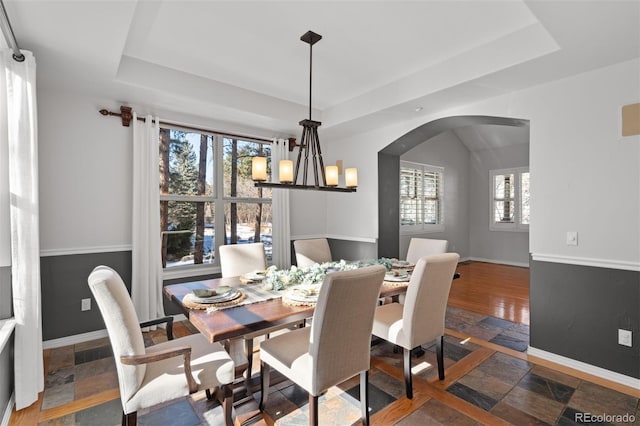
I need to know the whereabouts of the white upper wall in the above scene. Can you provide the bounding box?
[35,58,639,269]
[324,58,640,268]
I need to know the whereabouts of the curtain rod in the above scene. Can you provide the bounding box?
[99,106,297,147]
[0,0,24,62]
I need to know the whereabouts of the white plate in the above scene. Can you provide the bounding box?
[192,288,241,304]
[285,286,320,302]
[384,273,409,282]
[244,272,266,281]
[391,261,413,268]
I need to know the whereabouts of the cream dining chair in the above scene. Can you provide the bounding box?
[372,253,459,399]
[88,266,236,425]
[218,242,303,384]
[259,265,386,426]
[293,238,332,267]
[405,238,448,264]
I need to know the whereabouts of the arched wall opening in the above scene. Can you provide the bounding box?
[377,115,529,259]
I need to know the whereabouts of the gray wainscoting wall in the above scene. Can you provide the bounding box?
[40,251,132,341]
[530,259,640,379]
[1,266,13,419]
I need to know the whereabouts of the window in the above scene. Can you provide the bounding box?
[400,161,444,233]
[490,167,529,231]
[159,126,272,271]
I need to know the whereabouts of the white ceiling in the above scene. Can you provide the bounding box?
[3,0,640,141]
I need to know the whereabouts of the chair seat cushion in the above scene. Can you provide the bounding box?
[260,327,313,394]
[125,334,234,413]
[372,303,411,349]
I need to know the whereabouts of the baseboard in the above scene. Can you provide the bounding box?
[43,329,109,349]
[527,346,640,390]
[1,393,14,426]
[466,257,529,268]
[42,314,188,349]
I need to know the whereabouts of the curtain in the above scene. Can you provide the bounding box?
[131,113,164,322]
[2,50,43,410]
[271,138,291,269]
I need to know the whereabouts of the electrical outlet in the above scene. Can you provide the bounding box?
[81,298,91,311]
[618,329,632,347]
[566,231,578,246]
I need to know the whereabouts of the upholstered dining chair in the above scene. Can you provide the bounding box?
[88,266,236,426]
[293,238,332,268]
[259,265,386,426]
[405,238,448,264]
[218,242,267,278]
[398,238,449,306]
[218,242,302,384]
[372,253,460,399]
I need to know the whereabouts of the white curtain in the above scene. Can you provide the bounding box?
[271,138,291,269]
[1,50,43,410]
[131,113,164,322]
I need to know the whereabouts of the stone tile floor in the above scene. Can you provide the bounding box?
[35,307,640,425]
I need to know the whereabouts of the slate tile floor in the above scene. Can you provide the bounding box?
[34,308,640,425]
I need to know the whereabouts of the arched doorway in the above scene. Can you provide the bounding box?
[377,115,529,258]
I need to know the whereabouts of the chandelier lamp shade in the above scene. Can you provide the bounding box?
[252,31,357,193]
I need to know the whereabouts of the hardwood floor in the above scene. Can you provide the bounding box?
[449,261,530,325]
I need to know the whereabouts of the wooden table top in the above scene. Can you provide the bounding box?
[163,276,408,343]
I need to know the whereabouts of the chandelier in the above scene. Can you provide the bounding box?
[252,31,357,192]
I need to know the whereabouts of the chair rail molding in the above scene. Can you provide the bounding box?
[531,253,640,272]
[40,245,132,257]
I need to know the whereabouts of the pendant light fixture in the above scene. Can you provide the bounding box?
[253,31,357,192]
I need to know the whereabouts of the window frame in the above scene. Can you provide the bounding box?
[489,166,529,232]
[159,125,272,279]
[399,161,445,234]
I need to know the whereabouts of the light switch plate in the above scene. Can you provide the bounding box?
[618,329,632,347]
[566,231,578,246]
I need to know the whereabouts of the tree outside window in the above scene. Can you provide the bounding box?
[159,127,272,271]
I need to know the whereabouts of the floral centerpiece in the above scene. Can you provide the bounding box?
[263,258,398,291]
[263,259,359,291]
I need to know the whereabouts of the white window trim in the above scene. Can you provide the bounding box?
[400,161,445,235]
[490,166,529,232]
[160,130,273,278]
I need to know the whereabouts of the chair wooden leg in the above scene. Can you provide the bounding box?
[403,348,413,399]
[245,337,254,380]
[220,384,234,426]
[360,371,369,426]
[122,411,137,426]
[309,394,319,426]
[436,335,445,380]
[259,361,270,411]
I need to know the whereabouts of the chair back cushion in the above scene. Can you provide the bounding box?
[309,265,386,394]
[402,253,460,347]
[405,238,448,264]
[218,242,267,278]
[293,238,332,268]
[88,266,146,404]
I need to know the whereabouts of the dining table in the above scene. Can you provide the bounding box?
[163,273,411,344]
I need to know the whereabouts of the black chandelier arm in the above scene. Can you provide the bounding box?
[255,182,356,193]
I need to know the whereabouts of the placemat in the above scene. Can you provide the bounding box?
[183,291,246,310]
[183,284,282,311]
